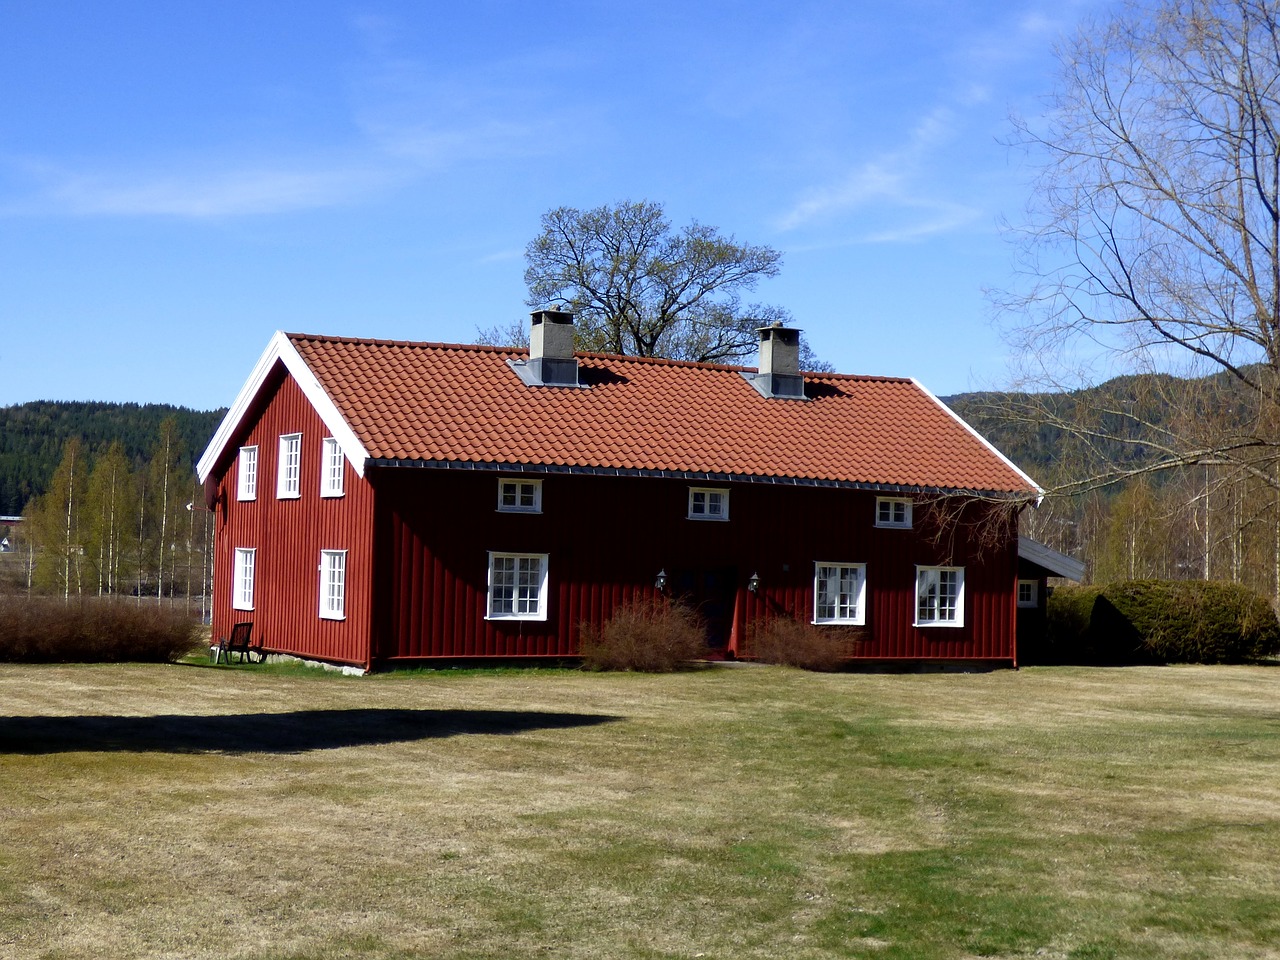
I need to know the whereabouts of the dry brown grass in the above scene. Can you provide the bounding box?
[1,662,1278,959]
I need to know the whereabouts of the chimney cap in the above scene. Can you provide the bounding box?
[531,308,576,324]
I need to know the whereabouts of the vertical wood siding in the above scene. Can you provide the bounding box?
[370,470,1018,663]
[210,369,376,667]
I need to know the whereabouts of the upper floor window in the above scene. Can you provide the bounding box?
[486,552,549,621]
[688,487,729,521]
[916,566,964,627]
[876,497,912,528]
[498,478,542,513]
[321,438,344,498]
[813,562,866,625]
[233,547,256,611]
[237,446,258,501]
[319,549,347,619]
[277,433,301,499]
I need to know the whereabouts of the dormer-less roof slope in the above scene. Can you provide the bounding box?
[230,332,1035,497]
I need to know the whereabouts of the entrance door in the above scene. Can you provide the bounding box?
[672,566,737,654]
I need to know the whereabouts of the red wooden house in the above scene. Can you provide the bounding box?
[196,311,1047,671]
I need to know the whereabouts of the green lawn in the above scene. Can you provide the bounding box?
[1,661,1277,959]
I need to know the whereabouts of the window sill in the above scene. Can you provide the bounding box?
[914,621,964,629]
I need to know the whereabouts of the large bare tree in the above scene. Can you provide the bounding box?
[522,200,793,364]
[1003,0,1280,495]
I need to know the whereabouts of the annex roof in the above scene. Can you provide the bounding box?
[199,331,1041,497]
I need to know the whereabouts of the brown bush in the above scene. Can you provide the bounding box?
[747,617,856,671]
[578,598,707,672]
[0,594,202,663]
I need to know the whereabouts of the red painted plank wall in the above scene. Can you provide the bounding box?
[369,468,1018,663]
[210,369,376,667]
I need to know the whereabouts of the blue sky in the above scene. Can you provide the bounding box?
[0,0,1103,410]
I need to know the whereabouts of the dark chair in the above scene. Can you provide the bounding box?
[213,621,262,664]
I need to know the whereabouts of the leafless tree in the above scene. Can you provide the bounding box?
[523,200,792,364]
[1001,0,1280,495]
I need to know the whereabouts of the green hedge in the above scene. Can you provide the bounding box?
[1041,580,1280,665]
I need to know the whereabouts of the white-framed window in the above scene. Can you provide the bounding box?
[233,548,256,611]
[237,446,258,501]
[1017,579,1039,608]
[813,562,867,625]
[486,552,549,621]
[498,478,542,513]
[915,566,964,627]
[688,487,729,521]
[876,497,912,528]
[277,433,302,499]
[321,438,344,498]
[319,550,347,620]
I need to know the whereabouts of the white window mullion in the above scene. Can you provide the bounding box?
[237,446,258,501]
[486,552,549,621]
[233,547,256,611]
[915,565,964,627]
[319,550,347,619]
[277,433,302,499]
[813,562,866,625]
[321,438,344,498]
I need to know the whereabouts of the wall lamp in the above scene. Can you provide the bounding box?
[747,571,761,594]
[655,568,668,592]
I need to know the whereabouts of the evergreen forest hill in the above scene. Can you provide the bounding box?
[942,367,1263,488]
[0,369,1258,518]
[0,401,226,516]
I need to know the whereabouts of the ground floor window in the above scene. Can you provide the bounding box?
[487,552,549,620]
[813,562,866,625]
[1017,579,1038,608]
[915,565,963,627]
[233,548,256,611]
[319,550,347,620]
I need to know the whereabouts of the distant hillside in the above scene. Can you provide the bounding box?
[943,368,1261,486]
[0,401,226,515]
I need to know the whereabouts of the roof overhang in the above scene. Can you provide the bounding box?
[1019,536,1086,581]
[195,331,371,484]
[366,457,1040,500]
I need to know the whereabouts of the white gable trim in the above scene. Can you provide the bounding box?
[196,332,370,484]
[910,378,1043,504]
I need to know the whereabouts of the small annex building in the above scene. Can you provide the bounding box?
[196,311,1054,671]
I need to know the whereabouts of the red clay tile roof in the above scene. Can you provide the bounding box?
[286,333,1038,496]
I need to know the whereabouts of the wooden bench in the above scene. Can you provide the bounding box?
[212,621,263,664]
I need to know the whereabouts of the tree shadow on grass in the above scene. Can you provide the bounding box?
[0,708,621,755]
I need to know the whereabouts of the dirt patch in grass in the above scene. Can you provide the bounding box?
[1,663,1279,958]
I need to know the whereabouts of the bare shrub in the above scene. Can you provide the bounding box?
[0,594,201,663]
[578,598,706,672]
[748,618,856,671]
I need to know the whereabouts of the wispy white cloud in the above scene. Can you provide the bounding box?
[33,162,395,218]
[1,11,568,221]
[776,106,979,239]
[477,248,523,264]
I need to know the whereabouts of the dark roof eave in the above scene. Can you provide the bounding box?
[363,457,1037,500]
